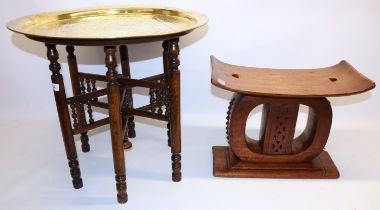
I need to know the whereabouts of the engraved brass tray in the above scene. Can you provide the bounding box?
[7,6,207,44]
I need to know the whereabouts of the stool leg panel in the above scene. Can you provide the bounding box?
[293,109,318,151]
[216,94,339,178]
[229,95,334,163]
[46,44,83,189]
[229,95,264,161]
[105,46,128,203]
[294,98,332,161]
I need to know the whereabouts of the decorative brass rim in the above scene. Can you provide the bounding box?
[7,6,208,41]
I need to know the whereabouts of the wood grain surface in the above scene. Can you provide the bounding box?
[211,56,375,97]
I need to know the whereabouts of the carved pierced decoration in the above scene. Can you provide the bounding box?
[271,104,289,153]
[260,102,299,155]
[148,79,169,117]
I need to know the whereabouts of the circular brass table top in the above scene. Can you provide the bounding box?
[7,6,208,45]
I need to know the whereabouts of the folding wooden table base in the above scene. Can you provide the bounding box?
[45,40,182,203]
[7,6,208,204]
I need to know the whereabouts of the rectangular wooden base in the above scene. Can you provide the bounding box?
[213,146,339,179]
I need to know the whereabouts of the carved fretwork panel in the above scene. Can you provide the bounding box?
[148,79,170,117]
[261,103,299,154]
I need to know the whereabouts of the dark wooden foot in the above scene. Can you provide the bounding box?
[171,154,182,181]
[213,146,340,178]
[46,44,84,189]
[116,175,128,203]
[80,132,90,152]
[69,159,83,188]
[105,46,128,204]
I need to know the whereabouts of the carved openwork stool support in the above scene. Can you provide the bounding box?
[214,94,338,178]
[211,56,375,179]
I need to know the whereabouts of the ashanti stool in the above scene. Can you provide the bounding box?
[210,56,375,179]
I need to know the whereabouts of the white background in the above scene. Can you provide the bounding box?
[1,0,379,210]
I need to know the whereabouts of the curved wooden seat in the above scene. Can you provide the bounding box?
[211,56,375,97]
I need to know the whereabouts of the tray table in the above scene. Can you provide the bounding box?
[7,6,207,203]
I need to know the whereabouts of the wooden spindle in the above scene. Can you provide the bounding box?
[105,46,128,203]
[46,44,83,189]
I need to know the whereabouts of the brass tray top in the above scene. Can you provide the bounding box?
[7,6,208,44]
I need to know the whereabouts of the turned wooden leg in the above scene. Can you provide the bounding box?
[119,45,134,149]
[166,39,182,181]
[162,40,172,147]
[120,45,135,138]
[46,44,83,189]
[105,46,128,203]
[66,46,90,152]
